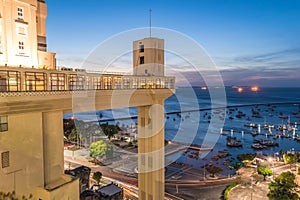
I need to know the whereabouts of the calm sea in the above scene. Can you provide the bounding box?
[65,87,300,171]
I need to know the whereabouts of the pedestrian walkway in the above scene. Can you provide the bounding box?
[228,180,269,200]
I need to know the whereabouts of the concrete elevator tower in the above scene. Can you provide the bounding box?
[133,37,167,200]
[133,38,164,76]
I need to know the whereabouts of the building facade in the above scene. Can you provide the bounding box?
[0,1,175,200]
[0,0,55,69]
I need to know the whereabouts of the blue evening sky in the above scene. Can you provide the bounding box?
[46,0,300,87]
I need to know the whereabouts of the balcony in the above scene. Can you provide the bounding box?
[0,66,175,95]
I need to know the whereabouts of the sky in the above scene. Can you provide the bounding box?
[46,0,300,87]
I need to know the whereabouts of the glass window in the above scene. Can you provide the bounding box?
[18,41,25,54]
[139,45,144,53]
[25,72,46,91]
[68,74,84,90]
[123,78,130,89]
[17,7,24,20]
[103,76,112,90]
[140,56,144,65]
[0,71,21,91]
[92,77,102,90]
[1,151,9,168]
[50,73,65,90]
[114,77,121,89]
[0,116,8,132]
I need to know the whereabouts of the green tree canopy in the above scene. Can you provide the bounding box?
[283,153,298,169]
[206,165,223,177]
[92,171,102,185]
[232,162,243,175]
[89,140,111,159]
[257,167,272,181]
[68,129,78,142]
[100,123,120,140]
[237,153,255,163]
[268,171,298,200]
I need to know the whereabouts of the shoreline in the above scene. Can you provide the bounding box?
[80,101,300,123]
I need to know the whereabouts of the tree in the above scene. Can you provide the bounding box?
[89,140,110,160]
[100,124,120,140]
[257,167,272,181]
[283,153,298,170]
[68,129,78,142]
[0,191,32,200]
[206,165,223,177]
[298,167,300,175]
[237,153,255,167]
[232,162,243,175]
[268,171,298,200]
[92,171,102,185]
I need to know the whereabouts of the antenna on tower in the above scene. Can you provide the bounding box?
[149,8,152,38]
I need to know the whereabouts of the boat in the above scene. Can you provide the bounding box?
[244,123,257,128]
[227,140,243,147]
[259,140,279,147]
[251,131,259,136]
[279,115,288,119]
[251,143,267,150]
[226,136,243,147]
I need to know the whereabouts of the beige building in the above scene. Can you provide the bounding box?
[133,38,164,77]
[0,1,175,199]
[0,0,56,69]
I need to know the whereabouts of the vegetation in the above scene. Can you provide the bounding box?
[283,153,298,170]
[232,162,243,175]
[0,191,32,200]
[206,165,223,177]
[257,167,272,181]
[100,123,120,140]
[237,153,255,166]
[68,129,78,142]
[298,167,300,175]
[268,171,298,200]
[92,171,102,185]
[89,140,112,160]
[223,182,239,200]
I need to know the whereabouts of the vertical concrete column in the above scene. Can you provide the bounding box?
[138,101,165,200]
[42,111,64,186]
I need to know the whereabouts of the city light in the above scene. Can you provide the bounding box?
[251,86,259,92]
[238,87,243,93]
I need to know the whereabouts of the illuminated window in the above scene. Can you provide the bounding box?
[114,77,121,89]
[1,151,9,168]
[0,71,21,91]
[139,56,144,65]
[50,73,65,90]
[68,74,84,90]
[103,77,112,90]
[17,7,24,20]
[123,78,130,89]
[25,72,46,91]
[92,77,102,90]
[0,116,8,132]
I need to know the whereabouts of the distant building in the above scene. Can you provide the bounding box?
[81,184,123,200]
[65,166,91,194]
[0,0,56,69]
[96,183,123,200]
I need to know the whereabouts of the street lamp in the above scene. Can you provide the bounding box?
[203,162,206,180]
[268,157,274,179]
